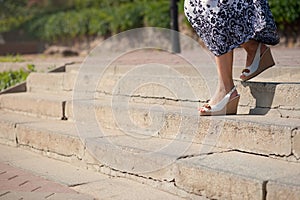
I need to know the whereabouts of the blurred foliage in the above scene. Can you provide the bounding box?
[0,0,32,32]
[0,0,299,42]
[142,1,170,28]
[0,54,25,62]
[0,64,35,91]
[0,0,170,42]
[109,2,144,34]
[268,0,300,31]
[269,0,300,23]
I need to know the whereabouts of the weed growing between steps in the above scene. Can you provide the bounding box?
[0,64,36,91]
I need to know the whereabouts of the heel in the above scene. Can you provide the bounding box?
[226,95,240,115]
[260,47,275,70]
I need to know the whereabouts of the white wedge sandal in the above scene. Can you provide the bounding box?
[199,86,240,116]
[240,43,275,81]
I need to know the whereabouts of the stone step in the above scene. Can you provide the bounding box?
[233,66,300,83]
[0,92,299,161]
[27,64,213,96]
[0,111,299,200]
[26,72,77,93]
[64,47,300,83]
[176,151,300,200]
[94,76,300,119]
[70,97,300,162]
[0,111,83,159]
[66,63,300,83]
[0,92,71,120]
[26,68,300,119]
[235,81,300,119]
[65,64,81,73]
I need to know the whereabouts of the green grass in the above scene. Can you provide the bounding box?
[0,54,25,63]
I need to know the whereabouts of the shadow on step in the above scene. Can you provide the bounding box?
[240,81,278,115]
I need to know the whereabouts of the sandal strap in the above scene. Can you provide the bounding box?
[242,43,262,76]
[228,86,237,96]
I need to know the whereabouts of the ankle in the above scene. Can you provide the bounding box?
[243,41,259,54]
[217,83,234,93]
[243,41,267,55]
[219,85,238,97]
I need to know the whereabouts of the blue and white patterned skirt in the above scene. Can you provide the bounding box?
[184,0,280,56]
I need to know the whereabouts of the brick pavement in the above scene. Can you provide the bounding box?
[0,162,92,200]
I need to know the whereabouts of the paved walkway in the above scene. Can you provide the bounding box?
[1,46,300,69]
[1,46,299,82]
[0,162,91,200]
[0,144,186,200]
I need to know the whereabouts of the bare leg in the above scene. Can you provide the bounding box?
[207,50,238,106]
[241,40,267,67]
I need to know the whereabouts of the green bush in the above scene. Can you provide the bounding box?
[1,0,298,54]
[269,0,300,24]
[4,0,299,43]
[25,1,170,42]
[0,0,31,32]
[143,1,170,28]
[268,0,300,32]
[109,3,144,34]
[84,9,111,36]
[0,64,36,92]
[28,11,84,41]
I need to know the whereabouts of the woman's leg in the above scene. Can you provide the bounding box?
[207,50,238,106]
[241,40,267,67]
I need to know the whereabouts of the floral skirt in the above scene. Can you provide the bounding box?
[184,0,280,56]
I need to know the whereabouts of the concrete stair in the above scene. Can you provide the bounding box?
[0,92,70,119]
[0,57,300,199]
[25,65,300,119]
